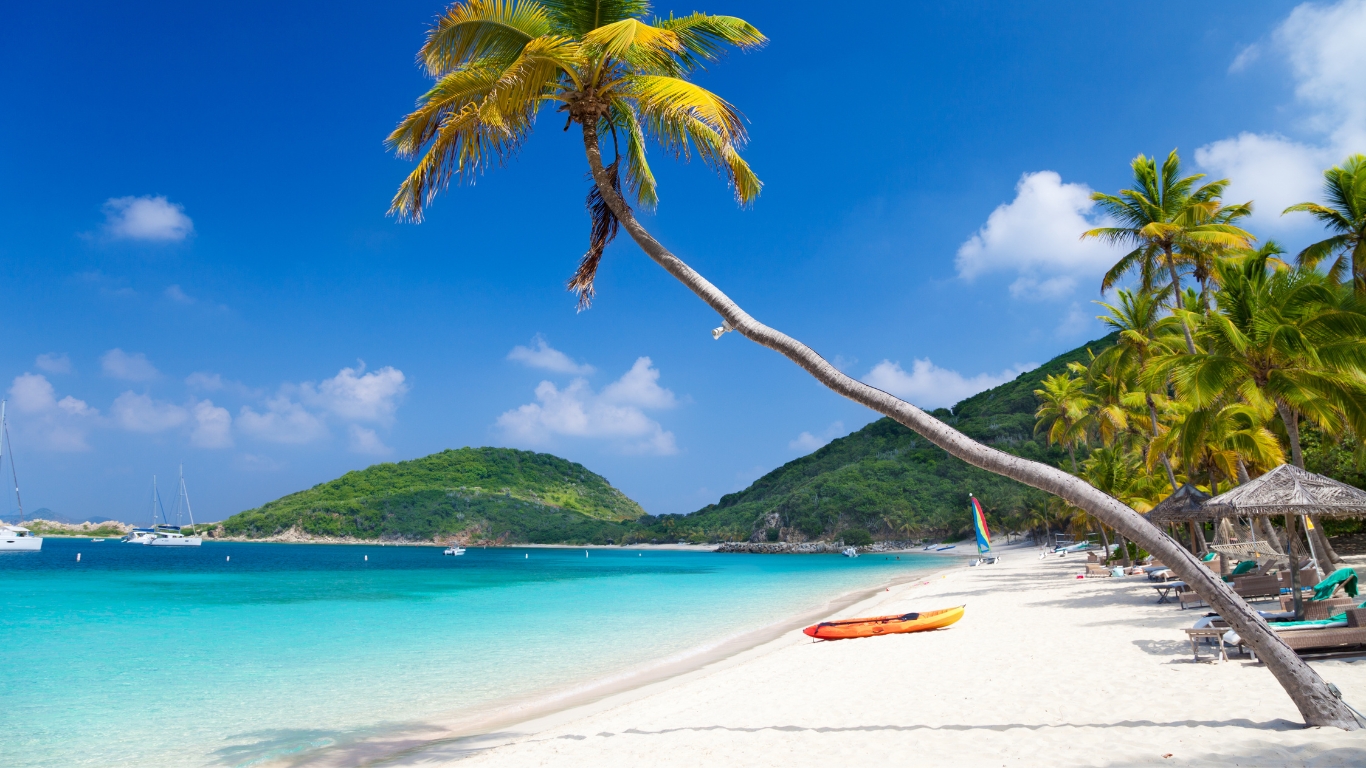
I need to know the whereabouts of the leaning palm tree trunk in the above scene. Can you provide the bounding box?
[579,122,1361,730]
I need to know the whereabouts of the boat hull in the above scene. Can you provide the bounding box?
[802,605,964,640]
[0,536,42,551]
[145,537,202,547]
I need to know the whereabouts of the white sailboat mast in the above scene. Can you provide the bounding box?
[178,464,197,530]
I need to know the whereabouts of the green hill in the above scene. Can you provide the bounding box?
[215,447,646,544]
[633,333,1118,544]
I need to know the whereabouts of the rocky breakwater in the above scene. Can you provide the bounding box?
[716,540,920,554]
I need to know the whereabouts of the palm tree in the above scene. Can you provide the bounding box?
[1093,289,1185,490]
[387,0,1361,729]
[1034,373,1093,472]
[1284,154,1366,295]
[1158,253,1366,566]
[1083,150,1254,353]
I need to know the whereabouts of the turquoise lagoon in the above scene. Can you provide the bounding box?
[2,538,939,767]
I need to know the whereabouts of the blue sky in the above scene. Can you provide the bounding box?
[2,0,1363,522]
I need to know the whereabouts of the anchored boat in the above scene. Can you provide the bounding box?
[140,468,202,547]
[802,606,965,640]
[0,400,41,552]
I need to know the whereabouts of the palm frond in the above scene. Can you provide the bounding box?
[421,0,552,75]
[567,158,625,310]
[542,0,650,35]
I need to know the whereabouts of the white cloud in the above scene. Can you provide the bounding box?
[955,171,1121,300]
[302,364,408,423]
[600,357,677,408]
[237,396,329,444]
[1198,0,1366,231]
[10,373,59,413]
[186,372,224,391]
[7,374,97,451]
[1229,43,1261,73]
[496,357,678,455]
[101,349,159,381]
[111,392,189,433]
[101,195,194,242]
[863,359,1036,410]
[1195,133,1333,231]
[1277,0,1366,145]
[507,335,595,375]
[789,421,845,452]
[189,400,233,449]
[35,353,72,374]
[164,284,194,304]
[348,425,392,455]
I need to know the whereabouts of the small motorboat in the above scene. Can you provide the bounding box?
[91,538,106,542]
[803,606,965,640]
[443,546,466,556]
[841,547,859,558]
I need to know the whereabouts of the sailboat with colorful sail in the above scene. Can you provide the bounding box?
[969,494,996,565]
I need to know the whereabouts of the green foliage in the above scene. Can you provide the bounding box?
[840,528,872,547]
[217,448,645,544]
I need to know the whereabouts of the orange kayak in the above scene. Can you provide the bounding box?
[802,606,965,640]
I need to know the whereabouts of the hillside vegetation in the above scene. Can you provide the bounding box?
[636,334,1119,544]
[215,448,645,543]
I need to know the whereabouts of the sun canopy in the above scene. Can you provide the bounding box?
[1203,464,1366,520]
[1144,484,1213,525]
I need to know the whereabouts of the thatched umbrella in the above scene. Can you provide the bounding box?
[1146,484,1212,556]
[1205,463,1366,618]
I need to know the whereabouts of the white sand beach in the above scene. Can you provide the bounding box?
[406,545,1366,768]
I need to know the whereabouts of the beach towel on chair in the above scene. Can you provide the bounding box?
[1311,567,1359,601]
[1230,560,1257,577]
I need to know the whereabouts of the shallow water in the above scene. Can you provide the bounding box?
[1,538,938,767]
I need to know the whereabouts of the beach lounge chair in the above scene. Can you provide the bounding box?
[1302,598,1361,621]
[1232,575,1281,603]
[1279,568,1322,591]
[1178,589,1207,610]
[1268,609,1366,656]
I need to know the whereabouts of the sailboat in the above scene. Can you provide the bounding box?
[142,467,202,547]
[0,401,41,552]
[968,494,996,566]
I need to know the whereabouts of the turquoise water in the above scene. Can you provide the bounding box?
[1,539,937,767]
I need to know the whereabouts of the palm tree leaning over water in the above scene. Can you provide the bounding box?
[386,0,1361,729]
[1284,154,1366,296]
[1083,151,1253,353]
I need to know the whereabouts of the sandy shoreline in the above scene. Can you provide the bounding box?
[268,553,960,767]
[359,542,1366,768]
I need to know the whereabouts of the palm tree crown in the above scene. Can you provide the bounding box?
[1083,150,1253,352]
[386,0,764,307]
[1283,154,1366,295]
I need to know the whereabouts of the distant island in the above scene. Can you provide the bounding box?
[210,447,646,544]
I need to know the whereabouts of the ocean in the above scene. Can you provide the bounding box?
[1,538,941,767]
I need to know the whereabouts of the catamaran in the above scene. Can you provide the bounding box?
[0,400,41,552]
[139,468,202,547]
